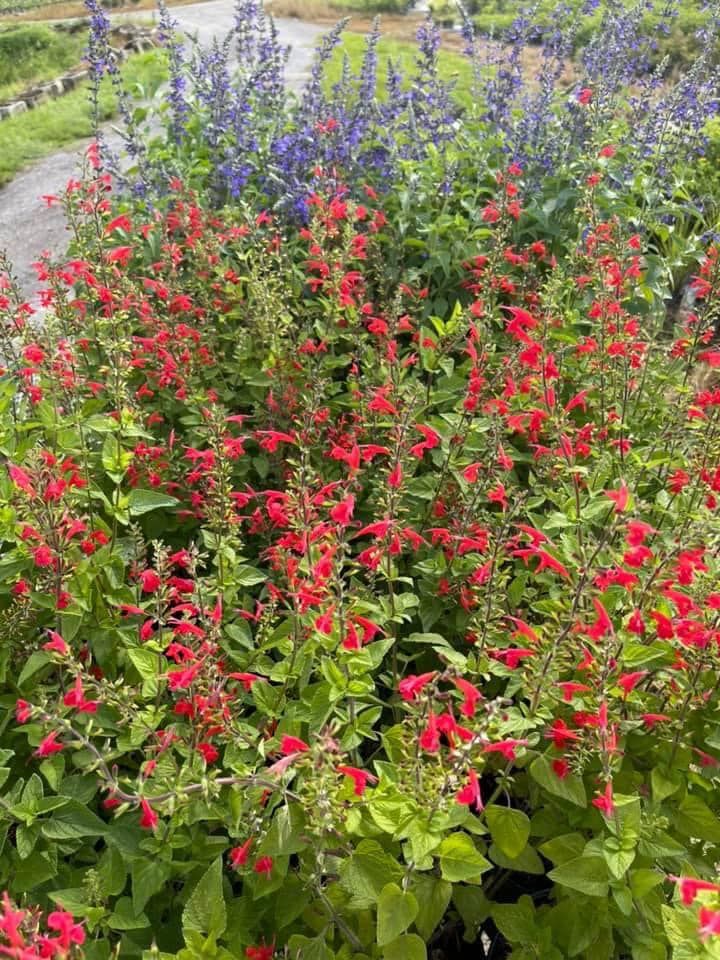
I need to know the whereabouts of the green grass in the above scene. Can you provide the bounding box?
[325,32,475,107]
[0,50,168,187]
[0,24,85,101]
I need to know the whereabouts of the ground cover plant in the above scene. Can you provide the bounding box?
[3,0,720,957]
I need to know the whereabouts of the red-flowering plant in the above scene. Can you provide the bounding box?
[1,161,720,959]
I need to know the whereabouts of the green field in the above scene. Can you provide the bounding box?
[0,24,86,101]
[0,49,167,186]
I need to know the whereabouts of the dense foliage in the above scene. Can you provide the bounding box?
[2,1,720,958]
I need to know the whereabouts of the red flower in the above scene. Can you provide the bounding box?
[605,480,629,513]
[546,719,580,749]
[698,907,720,941]
[47,909,85,949]
[35,731,63,758]
[229,838,253,869]
[330,494,355,525]
[419,711,440,753]
[552,759,570,779]
[15,700,32,724]
[139,798,158,830]
[337,765,378,796]
[591,781,614,817]
[280,735,310,755]
[139,569,162,593]
[253,856,273,877]
[246,943,275,960]
[33,545,54,568]
[388,462,403,488]
[617,671,647,695]
[398,672,436,701]
[453,678,482,717]
[11,579,30,596]
[577,87,593,104]
[197,742,219,764]
[483,739,528,761]
[63,676,99,713]
[456,769,484,812]
[670,876,720,906]
[42,631,68,655]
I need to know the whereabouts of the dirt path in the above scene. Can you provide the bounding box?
[0,3,323,298]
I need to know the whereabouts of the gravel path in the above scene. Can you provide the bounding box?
[0,4,322,298]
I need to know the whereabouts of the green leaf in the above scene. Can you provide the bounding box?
[107,897,149,931]
[127,648,160,682]
[529,755,587,807]
[132,859,170,914]
[674,794,720,843]
[548,855,609,897]
[234,565,268,587]
[18,651,52,689]
[452,887,490,944]
[539,833,585,865]
[488,841,544,874]
[377,883,418,946]
[410,876,452,941]
[382,934,427,960]
[492,896,537,944]
[40,802,107,840]
[339,840,404,908]
[286,935,333,960]
[127,488,179,516]
[261,803,308,856]
[182,858,227,938]
[437,833,491,883]
[485,804,531,859]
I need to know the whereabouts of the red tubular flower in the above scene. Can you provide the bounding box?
[698,907,720,941]
[398,672,436,701]
[229,838,253,869]
[546,719,581,749]
[483,739,528,762]
[605,480,629,513]
[337,765,378,796]
[35,731,63,758]
[46,910,85,949]
[43,631,68,655]
[591,781,614,817]
[246,943,275,960]
[139,798,158,830]
[453,678,482,717]
[419,712,440,753]
[253,856,273,877]
[279,735,310,755]
[456,769,484,812]
[139,569,162,593]
[670,876,720,906]
[330,494,355,525]
[15,700,32,724]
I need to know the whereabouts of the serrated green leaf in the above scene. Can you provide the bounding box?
[377,883,418,946]
[182,858,226,938]
[548,855,609,897]
[486,804,531,859]
[437,832,491,883]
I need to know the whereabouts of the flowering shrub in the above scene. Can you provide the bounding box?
[92,0,720,225]
[1,145,720,959]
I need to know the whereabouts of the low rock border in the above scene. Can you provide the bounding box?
[0,24,158,120]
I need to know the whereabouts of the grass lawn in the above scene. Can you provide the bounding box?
[0,24,86,100]
[325,31,475,105]
[0,49,167,187]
